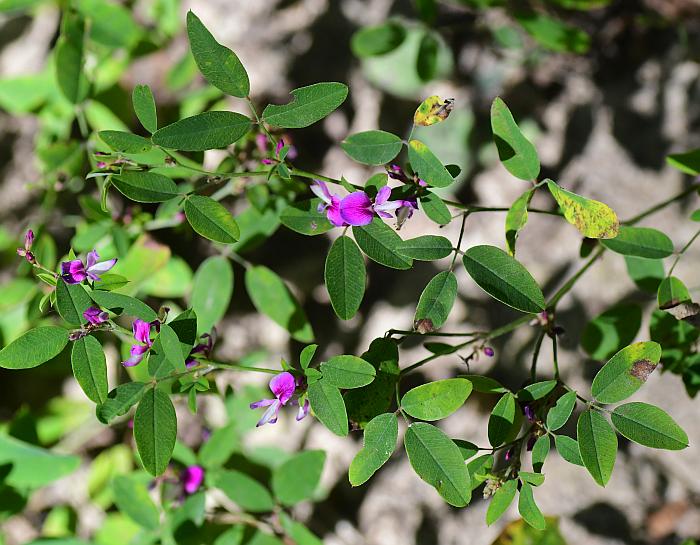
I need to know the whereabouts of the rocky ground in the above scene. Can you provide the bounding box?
[1,1,700,544]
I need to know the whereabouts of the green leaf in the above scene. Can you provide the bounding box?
[96,382,146,424]
[547,180,619,239]
[515,11,590,54]
[300,344,317,370]
[658,276,690,309]
[404,422,471,507]
[408,139,453,188]
[486,479,517,526]
[546,390,577,431]
[419,191,452,225]
[667,148,700,175]
[186,10,249,98]
[462,245,545,313]
[198,424,240,468]
[211,470,274,512]
[307,379,348,436]
[454,439,479,461]
[601,226,674,259]
[112,475,160,530]
[490,97,540,181]
[505,189,533,255]
[554,435,583,466]
[401,378,472,421]
[398,235,452,261]
[624,256,665,293]
[132,84,157,133]
[184,195,240,243]
[262,83,348,129]
[0,326,68,369]
[353,218,412,270]
[158,324,186,371]
[488,392,517,447]
[591,341,661,404]
[416,32,439,81]
[71,336,108,404]
[245,265,313,342]
[464,375,509,394]
[280,199,333,236]
[581,302,642,360]
[349,413,398,486]
[531,435,550,472]
[344,338,400,427]
[341,130,403,165]
[351,22,406,57]
[55,13,88,104]
[134,388,177,476]
[414,271,458,330]
[325,235,366,320]
[99,131,152,154]
[611,402,688,450]
[55,280,91,325]
[518,380,557,402]
[112,171,180,203]
[190,256,233,333]
[152,111,250,151]
[272,450,325,506]
[518,482,546,530]
[320,355,376,389]
[519,471,545,486]
[0,434,80,489]
[577,410,617,486]
[89,290,157,321]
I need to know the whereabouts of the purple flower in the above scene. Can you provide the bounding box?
[339,187,404,227]
[122,319,157,367]
[185,333,214,368]
[483,346,495,357]
[83,306,109,326]
[61,250,117,284]
[17,229,35,263]
[311,180,345,227]
[524,404,536,422]
[181,465,204,495]
[256,133,268,153]
[250,372,306,427]
[275,139,285,156]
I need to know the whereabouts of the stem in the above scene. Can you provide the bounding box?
[668,226,700,276]
[552,334,560,380]
[246,97,277,147]
[203,360,281,375]
[450,212,469,270]
[546,247,605,309]
[623,182,700,225]
[387,329,482,338]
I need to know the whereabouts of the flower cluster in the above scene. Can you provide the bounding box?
[312,181,417,228]
[61,250,116,284]
[249,372,309,427]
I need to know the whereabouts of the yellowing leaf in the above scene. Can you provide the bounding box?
[413,95,454,126]
[547,180,619,239]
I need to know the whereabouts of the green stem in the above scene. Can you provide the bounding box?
[546,247,605,310]
[530,330,545,382]
[552,334,560,380]
[668,226,700,276]
[622,182,700,225]
[450,212,469,270]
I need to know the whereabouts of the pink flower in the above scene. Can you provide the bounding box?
[61,250,117,284]
[311,180,345,227]
[181,465,204,495]
[122,319,158,367]
[83,306,109,326]
[17,229,35,263]
[339,186,404,226]
[249,372,308,427]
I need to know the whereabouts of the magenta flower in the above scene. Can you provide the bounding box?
[83,306,109,326]
[250,372,308,427]
[61,250,117,284]
[122,319,158,367]
[311,180,345,227]
[339,186,405,226]
[17,229,35,264]
[181,465,204,495]
[185,332,214,368]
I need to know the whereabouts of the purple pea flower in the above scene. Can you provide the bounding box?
[311,180,345,227]
[17,229,35,263]
[122,319,158,367]
[181,465,204,495]
[61,250,117,284]
[483,346,495,357]
[524,404,536,422]
[339,186,404,227]
[250,372,308,427]
[83,306,109,326]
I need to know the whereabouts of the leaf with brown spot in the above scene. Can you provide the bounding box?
[591,341,661,404]
[547,180,619,239]
[657,276,691,310]
[414,95,454,126]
